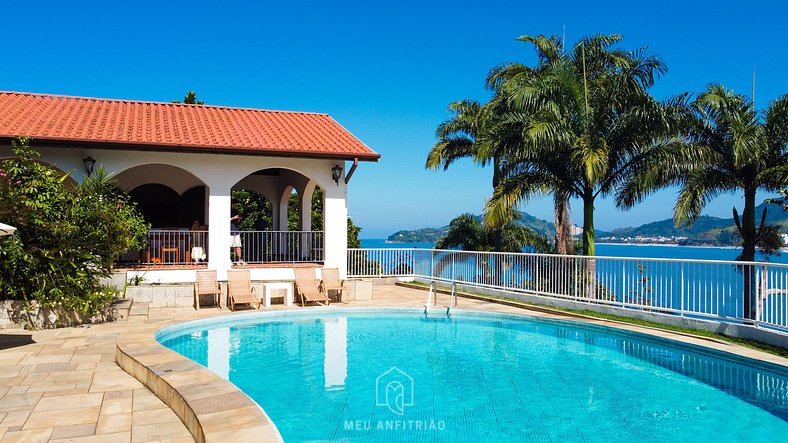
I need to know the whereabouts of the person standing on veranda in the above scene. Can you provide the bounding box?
[230,203,244,265]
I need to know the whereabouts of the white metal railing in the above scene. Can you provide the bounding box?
[240,231,324,264]
[116,229,209,265]
[348,248,788,333]
[116,229,324,266]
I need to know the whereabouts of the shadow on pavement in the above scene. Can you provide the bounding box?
[0,333,35,350]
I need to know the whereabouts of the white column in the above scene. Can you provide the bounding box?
[300,188,313,232]
[300,186,314,260]
[207,183,232,279]
[278,188,290,231]
[207,327,230,380]
[203,188,210,227]
[323,182,347,277]
[277,188,290,258]
[271,199,280,231]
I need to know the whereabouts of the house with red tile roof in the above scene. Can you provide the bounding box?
[0,91,379,298]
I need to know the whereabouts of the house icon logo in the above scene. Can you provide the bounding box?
[375,367,414,415]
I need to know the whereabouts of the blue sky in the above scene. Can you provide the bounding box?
[2,1,787,238]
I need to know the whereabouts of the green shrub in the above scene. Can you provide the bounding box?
[0,138,148,321]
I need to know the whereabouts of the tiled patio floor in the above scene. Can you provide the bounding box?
[1,283,786,442]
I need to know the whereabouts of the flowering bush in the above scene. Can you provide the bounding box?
[0,138,148,322]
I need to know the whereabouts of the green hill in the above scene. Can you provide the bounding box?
[601,203,788,246]
[607,215,731,238]
[387,227,449,243]
[388,203,788,246]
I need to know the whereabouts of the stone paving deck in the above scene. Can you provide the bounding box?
[1,282,786,442]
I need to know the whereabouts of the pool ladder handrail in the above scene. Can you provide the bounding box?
[447,282,457,316]
[424,281,436,315]
[424,281,457,317]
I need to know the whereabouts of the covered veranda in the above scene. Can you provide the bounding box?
[113,165,328,268]
[0,91,380,281]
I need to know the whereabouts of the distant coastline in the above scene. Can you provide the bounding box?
[384,203,787,247]
[596,242,740,249]
[375,240,743,249]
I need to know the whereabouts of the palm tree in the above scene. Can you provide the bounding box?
[434,213,553,285]
[486,34,671,256]
[619,85,788,319]
[426,95,527,251]
[426,100,509,251]
[436,213,551,253]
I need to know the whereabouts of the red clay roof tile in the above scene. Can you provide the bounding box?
[0,91,379,161]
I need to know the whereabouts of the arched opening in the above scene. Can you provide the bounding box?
[129,184,180,227]
[231,168,324,264]
[114,164,207,266]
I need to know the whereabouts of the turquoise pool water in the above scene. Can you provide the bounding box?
[157,309,788,442]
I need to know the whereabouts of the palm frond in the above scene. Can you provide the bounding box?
[674,168,735,226]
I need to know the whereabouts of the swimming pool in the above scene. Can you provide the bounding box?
[157,308,788,442]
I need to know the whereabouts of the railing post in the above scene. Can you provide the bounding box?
[755,265,764,327]
[573,258,578,300]
[680,262,685,317]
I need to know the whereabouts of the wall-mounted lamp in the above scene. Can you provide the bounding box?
[331,165,343,185]
[83,156,96,176]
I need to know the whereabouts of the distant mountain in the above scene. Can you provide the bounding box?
[387,203,788,246]
[386,212,588,243]
[607,215,731,238]
[600,203,788,246]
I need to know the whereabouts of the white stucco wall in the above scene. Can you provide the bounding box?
[0,143,351,278]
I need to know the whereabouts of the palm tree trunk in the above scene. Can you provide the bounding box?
[582,187,595,256]
[554,191,572,255]
[491,155,504,252]
[741,188,757,320]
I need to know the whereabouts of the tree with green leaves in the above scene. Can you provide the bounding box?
[766,189,788,212]
[173,91,204,105]
[426,100,499,189]
[486,34,672,256]
[434,213,556,286]
[232,186,361,247]
[426,100,513,252]
[619,86,788,319]
[347,217,362,248]
[436,213,552,253]
[0,138,148,324]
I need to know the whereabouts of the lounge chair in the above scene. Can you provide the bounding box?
[321,268,347,303]
[194,269,222,310]
[227,270,260,311]
[294,268,331,307]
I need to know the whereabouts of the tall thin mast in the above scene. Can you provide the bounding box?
[562,25,566,55]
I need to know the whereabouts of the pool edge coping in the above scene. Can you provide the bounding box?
[116,302,788,443]
[115,314,284,443]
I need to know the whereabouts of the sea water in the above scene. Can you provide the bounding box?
[360,239,788,264]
